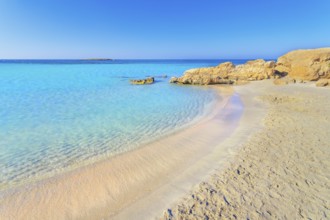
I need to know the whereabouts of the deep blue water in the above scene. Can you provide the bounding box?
[0,59,247,189]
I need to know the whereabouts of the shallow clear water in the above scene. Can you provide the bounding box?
[0,59,246,189]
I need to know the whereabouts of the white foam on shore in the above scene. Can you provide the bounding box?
[0,87,252,220]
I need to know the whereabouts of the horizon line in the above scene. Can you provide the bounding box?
[0,58,277,60]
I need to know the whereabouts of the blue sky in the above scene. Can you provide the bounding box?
[0,0,329,59]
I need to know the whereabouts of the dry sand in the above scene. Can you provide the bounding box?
[162,81,330,220]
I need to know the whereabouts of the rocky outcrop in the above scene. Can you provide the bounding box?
[169,76,234,85]
[275,48,330,81]
[170,48,330,86]
[130,77,154,85]
[170,59,276,85]
[315,79,330,87]
[230,59,277,80]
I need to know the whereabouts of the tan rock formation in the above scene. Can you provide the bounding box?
[230,59,276,81]
[170,59,276,85]
[276,48,330,81]
[315,79,329,87]
[170,48,330,86]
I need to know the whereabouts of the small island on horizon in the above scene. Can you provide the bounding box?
[82,58,113,61]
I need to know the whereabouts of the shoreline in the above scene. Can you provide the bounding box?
[113,83,268,219]
[0,86,248,220]
[0,87,218,193]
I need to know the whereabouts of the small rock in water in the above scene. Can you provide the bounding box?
[170,77,179,83]
[130,77,154,85]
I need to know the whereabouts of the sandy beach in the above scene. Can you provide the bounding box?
[162,81,330,220]
[1,1,329,219]
[1,80,329,219]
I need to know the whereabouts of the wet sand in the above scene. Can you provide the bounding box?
[0,87,249,220]
[162,81,330,220]
[112,85,268,220]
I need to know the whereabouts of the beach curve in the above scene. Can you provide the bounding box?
[0,86,252,220]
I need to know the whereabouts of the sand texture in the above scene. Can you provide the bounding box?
[162,82,330,220]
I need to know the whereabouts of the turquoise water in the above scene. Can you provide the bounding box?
[0,60,246,189]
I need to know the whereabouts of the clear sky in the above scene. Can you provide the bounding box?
[0,0,329,59]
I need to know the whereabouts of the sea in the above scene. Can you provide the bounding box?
[0,59,247,190]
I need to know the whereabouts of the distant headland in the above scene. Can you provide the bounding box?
[83,58,113,61]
